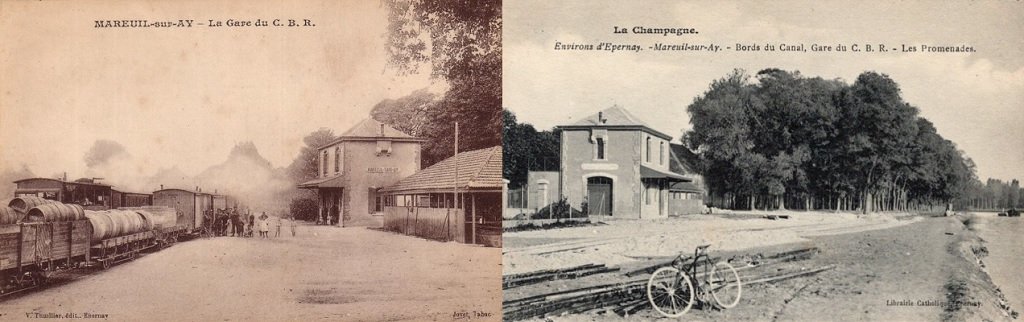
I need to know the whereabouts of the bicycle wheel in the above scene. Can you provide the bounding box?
[709,261,742,309]
[647,267,695,317]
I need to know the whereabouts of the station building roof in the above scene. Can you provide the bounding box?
[381,146,503,194]
[319,119,426,149]
[555,105,673,140]
[640,165,690,181]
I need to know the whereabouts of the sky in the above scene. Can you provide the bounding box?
[0,0,438,179]
[504,0,1024,182]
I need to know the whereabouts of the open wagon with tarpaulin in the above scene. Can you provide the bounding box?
[86,207,184,269]
[380,146,504,247]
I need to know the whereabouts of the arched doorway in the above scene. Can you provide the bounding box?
[587,176,613,216]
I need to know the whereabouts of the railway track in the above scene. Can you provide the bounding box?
[503,264,620,288]
[502,247,832,321]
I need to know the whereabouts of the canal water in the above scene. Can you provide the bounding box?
[972,212,1024,315]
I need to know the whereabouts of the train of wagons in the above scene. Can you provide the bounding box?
[0,177,243,295]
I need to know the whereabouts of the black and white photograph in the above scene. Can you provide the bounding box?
[0,0,502,321]
[501,1,1023,321]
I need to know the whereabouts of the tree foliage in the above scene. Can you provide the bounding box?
[381,0,502,167]
[968,178,1024,210]
[289,197,318,221]
[685,69,980,212]
[503,109,560,189]
[370,88,437,138]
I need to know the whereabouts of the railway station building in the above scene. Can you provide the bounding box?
[525,106,702,219]
[297,119,425,227]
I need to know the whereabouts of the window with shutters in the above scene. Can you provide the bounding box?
[592,129,608,161]
[646,136,651,163]
[660,141,665,165]
[321,150,328,177]
[334,146,341,173]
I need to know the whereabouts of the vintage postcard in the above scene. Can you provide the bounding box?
[501,0,1023,321]
[0,0,501,321]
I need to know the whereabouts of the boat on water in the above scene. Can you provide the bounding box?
[997,208,1020,217]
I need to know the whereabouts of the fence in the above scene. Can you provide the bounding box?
[383,206,465,243]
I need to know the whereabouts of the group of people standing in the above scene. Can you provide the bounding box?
[211,209,296,238]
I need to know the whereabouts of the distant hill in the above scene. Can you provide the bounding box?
[192,141,293,213]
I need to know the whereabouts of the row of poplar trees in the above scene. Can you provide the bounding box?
[685,69,977,213]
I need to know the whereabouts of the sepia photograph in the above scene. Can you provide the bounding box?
[501,1,1023,321]
[0,0,501,321]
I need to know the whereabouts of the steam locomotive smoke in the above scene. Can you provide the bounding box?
[83,140,294,214]
[83,140,128,168]
[83,140,155,192]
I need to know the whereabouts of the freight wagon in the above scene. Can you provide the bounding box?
[0,198,189,295]
[152,188,215,236]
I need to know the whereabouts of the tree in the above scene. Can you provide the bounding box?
[382,0,502,167]
[834,72,919,213]
[684,70,755,208]
[383,0,500,80]
[503,109,560,189]
[684,68,981,212]
[1008,179,1020,208]
[370,88,438,138]
[286,128,338,184]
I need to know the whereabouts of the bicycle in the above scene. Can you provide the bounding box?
[646,244,742,317]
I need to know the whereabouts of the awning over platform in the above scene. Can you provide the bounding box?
[297,175,346,189]
[640,165,690,181]
[670,181,704,193]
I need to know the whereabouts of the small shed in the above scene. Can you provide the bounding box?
[380,146,503,247]
[669,181,705,215]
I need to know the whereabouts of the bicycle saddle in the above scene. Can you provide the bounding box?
[696,244,711,252]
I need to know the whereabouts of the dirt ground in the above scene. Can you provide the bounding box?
[0,224,502,322]
[503,211,920,275]
[522,215,1015,322]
